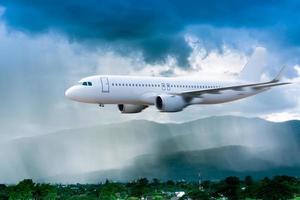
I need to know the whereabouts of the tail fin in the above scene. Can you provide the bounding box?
[271,65,287,82]
[239,47,267,82]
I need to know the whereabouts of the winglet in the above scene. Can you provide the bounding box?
[272,65,287,82]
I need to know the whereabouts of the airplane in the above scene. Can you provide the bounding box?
[65,64,290,113]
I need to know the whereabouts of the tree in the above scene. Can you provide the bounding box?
[201,180,211,190]
[185,189,210,200]
[166,180,175,186]
[0,184,9,200]
[256,177,297,200]
[129,178,150,197]
[152,178,160,186]
[98,181,126,200]
[244,176,253,186]
[33,184,57,200]
[216,176,241,200]
[9,179,34,200]
[152,195,164,200]
[127,197,139,200]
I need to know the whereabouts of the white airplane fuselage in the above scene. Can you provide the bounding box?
[65,75,270,113]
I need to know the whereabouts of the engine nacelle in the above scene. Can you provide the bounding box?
[155,95,187,112]
[118,104,147,113]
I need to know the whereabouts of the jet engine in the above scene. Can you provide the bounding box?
[118,104,147,113]
[155,95,187,112]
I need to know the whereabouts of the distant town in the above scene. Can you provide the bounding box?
[1,175,300,200]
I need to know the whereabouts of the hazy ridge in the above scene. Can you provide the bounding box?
[0,116,299,183]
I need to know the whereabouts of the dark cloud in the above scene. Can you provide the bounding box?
[1,0,300,67]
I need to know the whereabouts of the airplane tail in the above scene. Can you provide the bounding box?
[239,47,268,82]
[271,65,287,82]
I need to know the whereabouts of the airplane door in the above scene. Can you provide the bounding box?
[166,83,170,91]
[161,83,166,91]
[100,77,109,93]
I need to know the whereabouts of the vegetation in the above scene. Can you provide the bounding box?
[0,176,299,200]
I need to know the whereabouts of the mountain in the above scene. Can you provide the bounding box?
[0,116,299,183]
[46,145,300,183]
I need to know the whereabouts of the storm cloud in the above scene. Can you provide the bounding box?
[0,0,299,141]
[1,0,300,67]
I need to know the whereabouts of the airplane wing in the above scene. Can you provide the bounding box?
[176,80,291,98]
[176,65,291,98]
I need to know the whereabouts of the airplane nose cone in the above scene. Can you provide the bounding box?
[65,85,93,103]
[65,86,76,100]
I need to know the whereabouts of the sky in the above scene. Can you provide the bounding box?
[1,0,300,140]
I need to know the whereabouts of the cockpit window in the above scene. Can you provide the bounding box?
[82,81,92,86]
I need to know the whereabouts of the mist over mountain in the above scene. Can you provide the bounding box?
[47,145,300,183]
[0,116,299,183]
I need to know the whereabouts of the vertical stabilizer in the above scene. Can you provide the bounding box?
[272,65,287,82]
[239,47,268,82]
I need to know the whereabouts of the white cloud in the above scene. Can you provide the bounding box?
[187,45,247,79]
[1,18,300,142]
[294,65,300,76]
[264,112,300,122]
